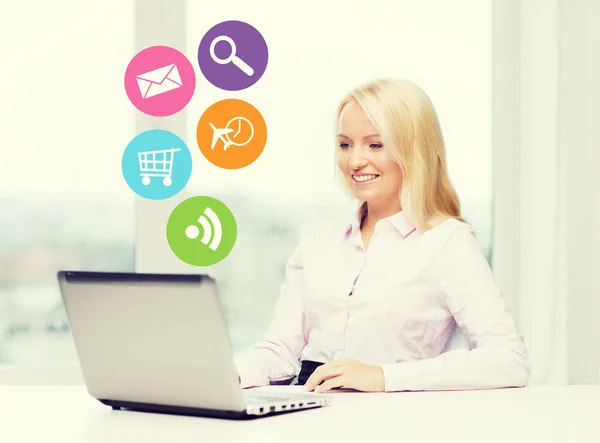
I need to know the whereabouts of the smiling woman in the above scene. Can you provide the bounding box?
[233,78,530,393]
[334,80,470,250]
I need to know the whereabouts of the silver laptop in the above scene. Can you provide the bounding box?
[56,270,332,419]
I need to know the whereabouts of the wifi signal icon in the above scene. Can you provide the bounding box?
[185,207,222,251]
[167,196,237,266]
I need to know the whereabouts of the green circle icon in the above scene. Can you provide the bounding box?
[167,196,237,266]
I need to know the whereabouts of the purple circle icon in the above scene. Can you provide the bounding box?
[198,20,268,91]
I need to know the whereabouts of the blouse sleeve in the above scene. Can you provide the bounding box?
[233,239,308,388]
[380,224,531,392]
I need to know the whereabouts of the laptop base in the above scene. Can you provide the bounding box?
[97,399,315,420]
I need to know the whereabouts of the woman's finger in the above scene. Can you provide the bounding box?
[303,365,345,391]
[317,375,347,393]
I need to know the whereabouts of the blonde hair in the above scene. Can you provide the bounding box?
[335,78,468,231]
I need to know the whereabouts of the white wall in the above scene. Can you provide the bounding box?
[492,0,600,385]
[559,0,600,384]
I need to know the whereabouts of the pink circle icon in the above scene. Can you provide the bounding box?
[124,45,196,117]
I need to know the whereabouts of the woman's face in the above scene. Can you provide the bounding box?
[337,99,403,207]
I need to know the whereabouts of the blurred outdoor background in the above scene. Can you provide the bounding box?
[2,0,598,386]
[0,0,493,365]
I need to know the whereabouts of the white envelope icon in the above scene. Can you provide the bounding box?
[136,63,183,99]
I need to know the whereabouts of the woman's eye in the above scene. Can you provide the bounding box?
[339,143,350,149]
[370,143,383,149]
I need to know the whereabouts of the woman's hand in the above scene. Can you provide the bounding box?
[303,357,385,393]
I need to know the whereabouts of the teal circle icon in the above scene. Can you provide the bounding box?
[122,129,192,200]
[167,196,237,266]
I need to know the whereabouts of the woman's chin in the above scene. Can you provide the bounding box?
[351,188,379,201]
[346,180,388,202]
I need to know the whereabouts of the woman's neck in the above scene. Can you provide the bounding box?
[360,201,402,232]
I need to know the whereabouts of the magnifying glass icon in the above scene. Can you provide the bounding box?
[209,35,255,77]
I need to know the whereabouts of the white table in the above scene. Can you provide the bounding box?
[1,384,598,443]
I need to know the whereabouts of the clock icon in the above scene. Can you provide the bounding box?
[208,116,255,151]
[197,98,267,170]
[226,117,254,146]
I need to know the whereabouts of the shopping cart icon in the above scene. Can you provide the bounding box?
[138,147,181,186]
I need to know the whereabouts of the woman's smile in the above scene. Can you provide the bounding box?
[351,173,380,185]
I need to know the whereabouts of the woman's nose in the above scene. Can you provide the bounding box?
[349,149,368,170]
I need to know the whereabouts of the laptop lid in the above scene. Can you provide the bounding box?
[57,270,246,413]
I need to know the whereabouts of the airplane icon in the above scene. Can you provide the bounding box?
[209,122,235,151]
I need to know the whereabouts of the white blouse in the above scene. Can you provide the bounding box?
[234,210,530,391]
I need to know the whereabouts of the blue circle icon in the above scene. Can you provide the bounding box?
[122,129,192,200]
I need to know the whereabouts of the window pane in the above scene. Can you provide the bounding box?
[0,1,135,364]
[185,0,493,353]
